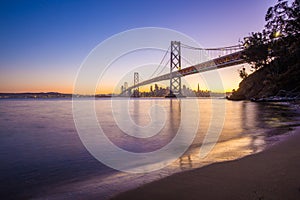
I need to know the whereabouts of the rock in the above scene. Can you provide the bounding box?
[228,62,300,100]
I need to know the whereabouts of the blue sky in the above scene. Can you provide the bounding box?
[0,0,278,93]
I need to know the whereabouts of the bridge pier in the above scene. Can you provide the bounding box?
[166,41,185,98]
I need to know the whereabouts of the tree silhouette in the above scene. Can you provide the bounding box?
[242,0,300,72]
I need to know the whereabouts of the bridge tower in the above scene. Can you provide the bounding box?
[133,72,139,97]
[166,41,183,98]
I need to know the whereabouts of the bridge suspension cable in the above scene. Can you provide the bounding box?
[181,43,243,51]
[156,59,170,76]
[148,43,242,81]
[148,45,171,79]
[139,75,144,82]
[181,43,243,60]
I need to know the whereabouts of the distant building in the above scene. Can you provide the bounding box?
[155,84,159,92]
[138,83,210,97]
[124,82,128,90]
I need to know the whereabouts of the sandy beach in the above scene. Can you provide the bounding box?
[112,127,300,200]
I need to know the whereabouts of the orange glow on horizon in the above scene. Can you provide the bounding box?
[0,76,241,94]
[0,64,248,94]
[0,83,239,94]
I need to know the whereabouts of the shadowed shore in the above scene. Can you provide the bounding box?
[112,127,300,200]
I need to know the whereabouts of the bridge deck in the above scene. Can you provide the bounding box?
[126,50,245,91]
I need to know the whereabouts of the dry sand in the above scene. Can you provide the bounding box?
[112,127,300,200]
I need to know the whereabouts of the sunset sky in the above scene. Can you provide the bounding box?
[0,0,278,94]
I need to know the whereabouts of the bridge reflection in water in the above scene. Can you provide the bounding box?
[96,98,294,171]
[0,99,296,198]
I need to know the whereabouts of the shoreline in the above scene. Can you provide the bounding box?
[112,126,300,200]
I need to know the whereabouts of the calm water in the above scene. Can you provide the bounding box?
[0,98,299,199]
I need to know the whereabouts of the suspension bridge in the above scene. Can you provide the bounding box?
[120,41,245,98]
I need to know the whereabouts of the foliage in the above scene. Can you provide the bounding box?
[241,0,300,72]
[238,67,248,79]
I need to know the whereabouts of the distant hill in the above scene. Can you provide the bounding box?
[0,92,114,99]
[0,92,72,99]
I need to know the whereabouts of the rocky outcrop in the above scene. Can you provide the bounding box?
[228,62,300,100]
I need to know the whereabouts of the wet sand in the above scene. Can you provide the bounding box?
[112,127,300,200]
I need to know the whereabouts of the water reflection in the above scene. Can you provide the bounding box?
[172,100,300,170]
[97,99,299,171]
[0,99,299,199]
[95,99,299,174]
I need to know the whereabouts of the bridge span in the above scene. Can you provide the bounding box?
[121,41,245,97]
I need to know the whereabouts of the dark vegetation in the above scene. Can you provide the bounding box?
[230,0,300,100]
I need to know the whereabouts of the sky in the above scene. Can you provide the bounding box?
[0,0,278,94]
